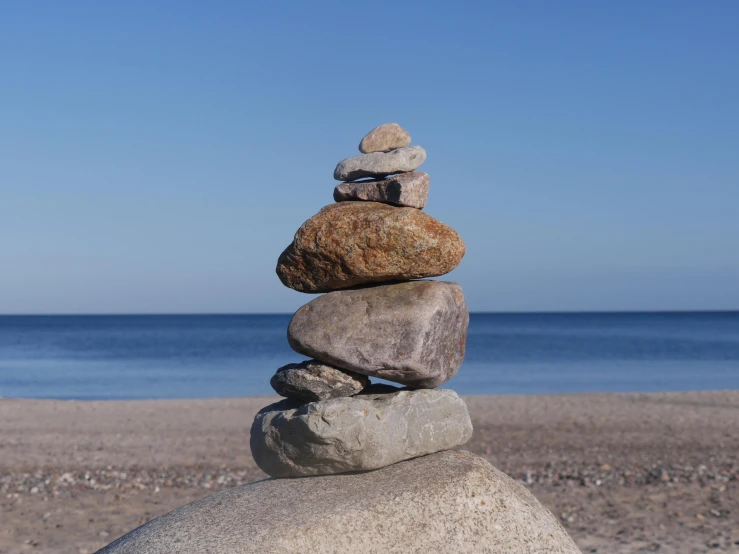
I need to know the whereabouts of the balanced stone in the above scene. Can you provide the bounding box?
[276,202,465,293]
[270,360,369,402]
[358,122,411,153]
[97,451,581,554]
[250,389,472,477]
[334,146,426,181]
[333,171,429,209]
[288,281,469,388]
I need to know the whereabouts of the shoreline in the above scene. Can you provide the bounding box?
[2,391,738,553]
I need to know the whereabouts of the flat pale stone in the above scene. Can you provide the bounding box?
[334,146,426,181]
[276,202,465,293]
[270,360,369,402]
[333,171,429,209]
[358,122,411,153]
[288,281,469,388]
[97,451,581,554]
[250,389,472,477]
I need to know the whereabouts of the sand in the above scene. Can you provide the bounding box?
[1,391,737,554]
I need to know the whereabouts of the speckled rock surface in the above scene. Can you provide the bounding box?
[334,146,426,181]
[250,389,472,477]
[358,122,411,153]
[96,450,581,554]
[333,171,429,209]
[276,202,465,293]
[288,281,469,388]
[270,360,369,402]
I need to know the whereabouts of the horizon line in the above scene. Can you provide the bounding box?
[1,309,738,317]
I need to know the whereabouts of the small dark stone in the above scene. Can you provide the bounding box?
[270,360,369,402]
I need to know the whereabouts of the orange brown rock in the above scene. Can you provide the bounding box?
[275,202,465,293]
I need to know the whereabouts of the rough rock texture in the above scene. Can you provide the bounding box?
[288,281,469,387]
[270,360,369,402]
[358,122,411,153]
[334,146,426,181]
[276,202,465,293]
[250,389,472,477]
[96,450,581,554]
[333,171,429,209]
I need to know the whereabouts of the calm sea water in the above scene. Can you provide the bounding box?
[1,313,738,399]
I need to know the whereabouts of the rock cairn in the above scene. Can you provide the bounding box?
[99,123,583,554]
[251,122,473,478]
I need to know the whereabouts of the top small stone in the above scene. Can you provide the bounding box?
[359,123,411,153]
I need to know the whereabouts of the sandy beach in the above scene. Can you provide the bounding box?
[1,391,737,554]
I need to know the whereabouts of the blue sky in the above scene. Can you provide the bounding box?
[1,1,738,314]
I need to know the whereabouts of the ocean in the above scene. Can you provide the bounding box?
[1,312,738,400]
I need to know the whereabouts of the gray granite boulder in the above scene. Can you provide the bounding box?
[358,122,411,153]
[270,360,369,402]
[96,451,581,554]
[333,171,429,209]
[288,281,468,388]
[250,389,472,477]
[334,146,426,181]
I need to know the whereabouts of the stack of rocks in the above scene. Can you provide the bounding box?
[99,123,582,554]
[251,123,473,477]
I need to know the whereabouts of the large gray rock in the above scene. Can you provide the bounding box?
[333,171,430,209]
[250,389,472,477]
[270,360,369,402]
[334,146,426,181]
[358,122,411,153]
[96,451,581,554]
[288,281,469,388]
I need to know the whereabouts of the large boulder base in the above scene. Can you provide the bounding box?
[288,280,469,388]
[251,389,472,477]
[96,451,581,554]
[276,202,465,293]
[334,146,426,181]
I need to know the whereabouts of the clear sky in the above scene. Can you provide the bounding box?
[1,1,738,314]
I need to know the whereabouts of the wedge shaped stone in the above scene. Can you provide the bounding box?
[288,281,469,387]
[250,389,472,477]
[276,202,465,293]
[270,360,369,402]
[333,171,429,209]
[97,451,581,554]
[358,122,411,153]
[334,146,426,181]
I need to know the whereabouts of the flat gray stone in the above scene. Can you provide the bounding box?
[333,171,429,209]
[334,146,426,181]
[288,281,469,388]
[358,122,411,153]
[96,451,581,554]
[250,389,472,477]
[270,360,369,402]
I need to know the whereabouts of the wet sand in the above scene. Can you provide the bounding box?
[1,391,738,553]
